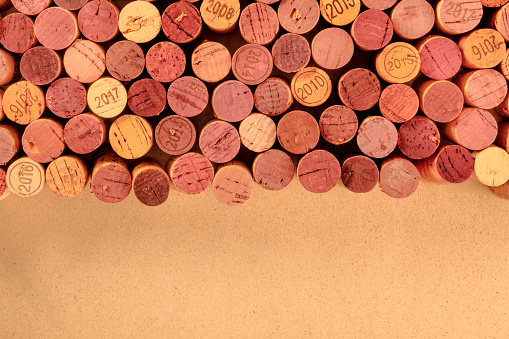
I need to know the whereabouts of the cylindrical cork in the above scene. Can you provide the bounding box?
[155,115,196,156]
[191,41,231,83]
[338,68,381,111]
[34,7,79,50]
[90,152,131,203]
[212,160,254,205]
[416,145,474,184]
[6,157,45,198]
[391,0,434,40]
[491,181,509,199]
[20,46,61,86]
[397,116,440,160]
[311,27,354,69]
[64,40,105,83]
[131,158,170,206]
[54,0,87,10]
[0,124,20,165]
[0,49,17,86]
[375,42,421,84]
[278,0,319,34]
[416,35,462,80]
[167,76,209,117]
[87,77,127,119]
[254,78,293,116]
[495,120,509,150]
[239,113,276,153]
[456,69,507,109]
[340,154,379,194]
[291,67,332,107]
[458,29,506,69]
[166,152,215,195]
[277,110,320,155]
[272,33,310,73]
[127,79,166,117]
[199,119,240,163]
[3,81,45,125]
[319,0,360,27]
[232,44,273,86]
[77,0,119,42]
[482,0,509,7]
[118,1,161,43]
[496,92,509,118]
[0,90,3,122]
[472,145,509,187]
[46,155,88,197]
[252,149,294,191]
[362,0,396,10]
[146,41,186,83]
[435,0,483,35]
[297,149,341,194]
[239,3,279,45]
[22,118,65,163]
[46,77,86,119]
[106,41,145,82]
[109,114,153,160]
[162,1,202,44]
[64,113,106,154]
[490,4,509,42]
[212,80,254,122]
[0,13,37,54]
[357,116,398,158]
[379,84,419,123]
[351,9,393,51]
[319,105,358,145]
[379,156,419,198]
[12,0,50,16]
[0,166,9,200]
[418,80,464,123]
[200,0,240,34]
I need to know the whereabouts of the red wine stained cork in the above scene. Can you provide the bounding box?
[491,180,509,198]
[291,67,332,107]
[0,13,37,54]
[379,156,419,198]
[357,116,398,158]
[127,79,166,117]
[0,124,20,165]
[311,27,354,70]
[162,1,202,44]
[64,113,106,154]
[338,68,381,111]
[3,81,45,125]
[458,29,506,69]
[200,0,240,34]
[456,69,507,109]
[6,157,45,197]
[34,7,79,50]
[239,3,279,45]
[87,77,127,118]
[379,84,418,123]
[46,77,86,119]
[167,76,209,117]
[239,113,276,152]
[146,41,186,83]
[361,0,396,10]
[106,41,145,82]
[232,44,273,86]
[495,121,509,151]
[482,0,509,7]
[0,166,9,200]
[271,33,310,73]
[416,145,474,184]
[397,116,440,160]
[0,90,3,121]
[490,4,509,42]
[472,145,509,187]
[278,0,319,33]
[12,0,50,15]
[64,40,105,83]
[155,115,196,156]
[351,9,393,51]
[0,49,16,86]
[109,114,153,160]
[77,0,119,42]
[166,152,214,195]
[54,0,87,11]
[22,118,65,163]
[118,1,161,43]
[252,149,294,191]
[418,80,464,123]
[212,160,254,205]
[297,149,341,194]
[212,80,254,122]
[131,158,170,206]
[416,35,462,80]
[319,0,361,26]
[340,154,379,193]
[20,46,61,86]
[319,105,358,145]
[191,41,231,83]
[441,107,498,151]
[46,155,88,197]
[390,0,434,40]
[375,42,421,84]
[435,0,483,35]
[90,152,131,203]
[199,119,240,163]
[277,110,320,155]
[254,78,293,116]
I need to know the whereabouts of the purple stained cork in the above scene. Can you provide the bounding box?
[416,35,462,80]
[212,161,254,206]
[162,1,202,44]
[351,9,393,52]
[418,80,464,123]
[155,115,196,156]
[254,78,293,116]
[78,0,119,42]
[132,159,170,206]
[22,118,65,163]
[46,77,87,119]
[146,41,186,83]
[54,0,88,11]
[12,0,50,16]
[252,149,294,191]
[357,116,398,159]
[277,110,320,155]
[167,152,215,195]
[0,13,37,54]
[199,120,240,164]
[127,79,167,117]
[232,44,273,86]
[297,149,341,194]
[319,105,358,146]
[0,166,7,198]
[272,33,310,73]
[379,84,419,123]
[239,3,279,45]
[416,145,474,184]
[34,7,79,50]
[338,68,381,111]
[106,41,145,82]
[167,76,209,118]
[340,154,379,194]
[20,46,61,86]
[91,152,131,203]
[212,80,254,122]
[64,113,106,154]
[397,116,440,160]
[379,157,419,198]
[0,124,20,165]
[311,27,354,70]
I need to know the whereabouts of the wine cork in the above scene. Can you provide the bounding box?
[491,180,509,198]
[391,0,434,40]
[212,160,254,206]
[199,119,240,163]
[239,113,276,153]
[0,13,37,54]
[106,41,145,82]
[272,33,311,73]
[54,0,87,11]
[127,78,166,117]
[435,0,483,35]
[155,115,196,156]
[495,121,509,151]
[397,116,440,160]
[458,29,506,69]
[499,48,509,81]
[239,3,279,45]
[0,49,16,86]
[357,116,398,158]
[277,110,320,155]
[46,77,86,119]
[291,67,332,107]
[472,145,509,187]
[77,0,119,42]
[146,41,186,83]
[109,114,153,160]
[320,0,361,26]
[319,105,358,145]
[64,113,106,154]
[297,149,341,194]
[191,41,231,83]
[167,76,209,117]
[496,92,509,118]
[0,166,9,200]
[167,152,214,195]
[375,42,421,84]
[64,40,105,83]
[232,44,273,86]
[90,152,131,203]
[379,84,419,123]
[131,158,170,206]
[254,78,293,116]
[256,0,280,3]
[46,155,88,197]
[20,46,61,86]
[491,5,509,44]
[0,90,3,121]
[118,1,161,43]
[34,7,79,50]
[311,27,354,70]
[12,0,50,15]
[361,0,396,10]
[278,0,319,33]
[211,80,254,122]
[200,0,240,34]
[379,156,419,198]
[416,145,474,184]
[22,118,65,163]
[162,1,202,44]
[6,157,45,198]
[340,154,379,194]
[418,80,464,123]
[3,81,45,125]
[338,68,381,111]
[416,35,462,80]
[87,77,127,118]
[351,9,393,52]
[441,107,498,151]
[0,124,20,165]
[482,0,509,7]
[457,69,507,109]
[252,149,294,191]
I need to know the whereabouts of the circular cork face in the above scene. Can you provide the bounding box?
[297,149,341,194]
[445,107,498,151]
[272,33,311,73]
[379,84,419,123]
[64,113,106,154]
[199,120,240,163]
[46,78,86,119]
[426,145,474,184]
[338,68,381,111]
[232,44,273,86]
[319,105,358,145]
[361,0,396,10]
[398,116,440,160]
[252,149,294,191]
[127,79,166,117]
[341,155,379,194]
[35,7,79,50]
[3,81,45,125]
[106,41,145,82]
[46,155,88,197]
[291,67,332,107]
[459,29,506,69]
[118,1,161,43]
[12,0,50,16]
[482,0,509,7]
[200,0,240,33]
[459,69,508,109]
[379,157,419,198]
[87,77,127,119]
[54,0,87,10]
[91,153,131,203]
[191,41,231,83]
[212,80,254,122]
[22,119,65,163]
[320,0,361,26]
[167,76,209,117]
[357,116,398,158]
[162,1,202,44]
[0,50,15,86]
[375,42,420,84]
[419,80,464,123]
[155,115,196,156]
[239,113,276,152]
[7,157,45,198]
[146,41,186,83]
[20,46,61,86]
[312,27,354,69]
[109,114,153,160]
[239,3,279,45]
[435,0,483,35]
[490,4,509,42]
[64,40,105,83]
[78,0,119,42]
[474,146,509,187]
[168,152,215,195]
[254,78,293,116]
[132,163,170,206]
[0,13,37,54]
[278,0,319,33]
[417,36,462,80]
[0,167,8,200]
[212,162,254,206]
[277,110,320,155]
[391,0,434,40]
[351,9,393,52]
[0,125,20,166]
